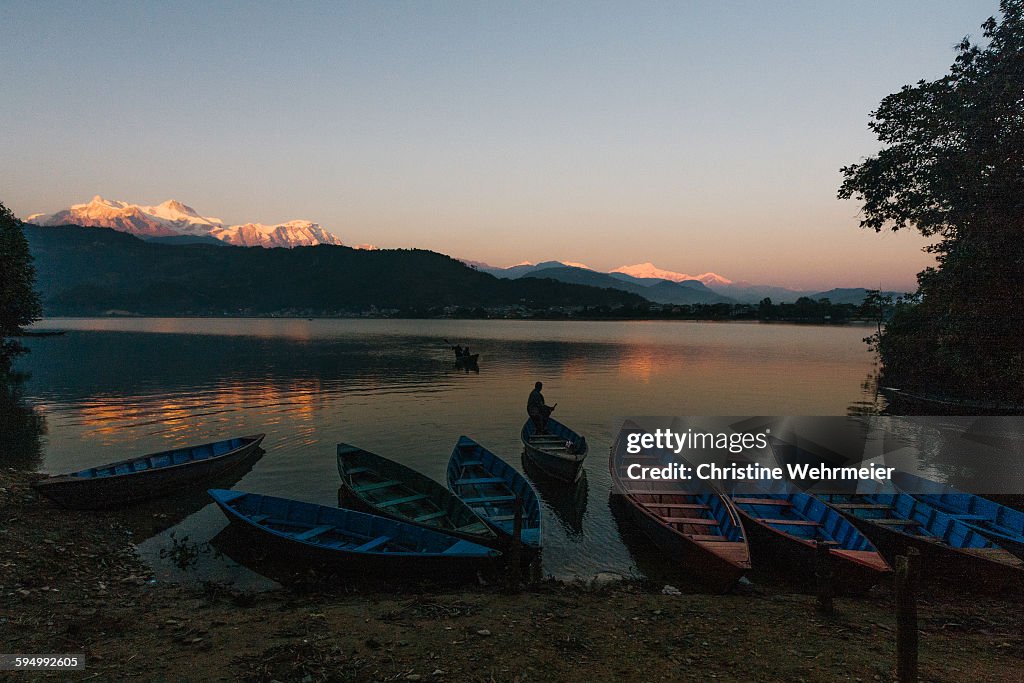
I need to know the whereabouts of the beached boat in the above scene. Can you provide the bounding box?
[208,489,500,573]
[446,436,541,550]
[33,434,265,509]
[892,471,1024,559]
[520,417,588,483]
[337,443,498,546]
[819,488,1024,590]
[725,480,890,593]
[609,427,750,593]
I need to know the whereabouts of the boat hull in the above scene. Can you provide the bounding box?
[520,418,587,484]
[33,435,265,510]
[822,494,1024,593]
[210,490,500,579]
[616,493,748,593]
[446,436,542,554]
[737,513,888,594]
[337,444,498,548]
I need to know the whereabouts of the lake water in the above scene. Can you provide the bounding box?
[11,317,884,589]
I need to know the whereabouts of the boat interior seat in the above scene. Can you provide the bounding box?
[353,480,401,493]
[351,535,391,552]
[293,525,335,541]
[732,498,791,506]
[414,510,449,522]
[759,518,820,526]
[379,493,430,508]
[454,477,505,486]
[250,513,271,523]
[464,494,516,504]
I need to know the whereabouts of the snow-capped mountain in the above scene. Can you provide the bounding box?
[611,263,732,287]
[26,196,345,248]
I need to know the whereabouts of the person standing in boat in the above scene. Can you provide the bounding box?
[527,381,554,433]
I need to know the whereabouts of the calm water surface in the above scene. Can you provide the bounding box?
[14,318,883,588]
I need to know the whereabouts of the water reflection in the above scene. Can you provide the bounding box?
[15,318,882,585]
[523,455,588,535]
[0,368,46,470]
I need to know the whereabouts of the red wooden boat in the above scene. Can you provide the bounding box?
[610,424,750,593]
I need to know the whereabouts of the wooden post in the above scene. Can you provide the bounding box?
[895,547,920,683]
[815,540,834,615]
[507,496,523,592]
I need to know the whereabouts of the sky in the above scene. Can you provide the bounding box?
[0,1,1001,290]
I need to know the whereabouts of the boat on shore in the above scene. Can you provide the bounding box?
[609,425,750,593]
[819,487,1024,591]
[33,434,265,509]
[520,417,588,483]
[892,471,1024,559]
[337,443,498,547]
[725,480,890,593]
[446,436,541,552]
[209,489,501,574]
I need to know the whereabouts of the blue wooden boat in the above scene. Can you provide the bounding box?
[892,471,1024,559]
[520,417,588,483]
[337,444,498,547]
[208,489,500,572]
[446,436,541,551]
[819,486,1024,590]
[33,435,265,509]
[726,479,890,593]
[609,424,750,593]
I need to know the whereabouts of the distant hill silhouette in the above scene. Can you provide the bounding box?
[24,225,647,316]
[523,265,734,304]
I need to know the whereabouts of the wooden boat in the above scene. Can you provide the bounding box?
[337,443,498,547]
[892,471,1024,559]
[455,353,480,365]
[726,480,890,593]
[446,436,541,550]
[609,425,750,593]
[33,434,265,509]
[209,489,500,573]
[819,487,1024,590]
[880,386,1024,415]
[520,417,588,483]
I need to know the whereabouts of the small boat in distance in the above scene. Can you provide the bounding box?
[726,480,891,593]
[446,436,541,551]
[892,471,1024,559]
[208,489,500,573]
[520,417,588,483]
[610,424,750,593]
[33,434,265,509]
[337,444,498,547]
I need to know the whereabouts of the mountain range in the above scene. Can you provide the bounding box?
[466,259,900,304]
[21,197,902,305]
[26,196,347,249]
[23,225,646,316]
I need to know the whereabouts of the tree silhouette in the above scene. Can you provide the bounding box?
[839,1,1024,404]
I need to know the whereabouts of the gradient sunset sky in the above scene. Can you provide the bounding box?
[0,1,999,289]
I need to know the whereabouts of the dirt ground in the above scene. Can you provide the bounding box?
[2,468,1023,682]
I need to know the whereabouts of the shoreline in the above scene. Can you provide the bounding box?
[3,468,1022,681]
